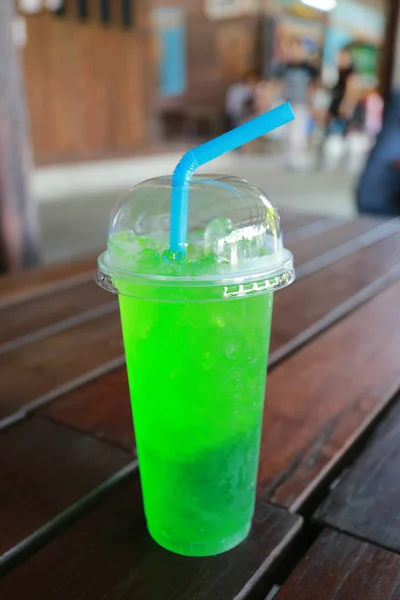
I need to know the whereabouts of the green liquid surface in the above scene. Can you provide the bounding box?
[119,286,272,556]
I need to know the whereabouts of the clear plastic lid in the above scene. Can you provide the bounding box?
[96,175,294,300]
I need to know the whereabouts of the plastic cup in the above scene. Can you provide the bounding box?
[96,175,294,557]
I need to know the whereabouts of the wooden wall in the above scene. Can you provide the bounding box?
[186,3,259,110]
[151,0,259,112]
[22,0,150,164]
[22,0,260,163]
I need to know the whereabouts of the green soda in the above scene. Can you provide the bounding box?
[96,175,294,556]
[119,282,272,556]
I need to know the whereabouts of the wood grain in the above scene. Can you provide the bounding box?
[0,311,123,419]
[3,211,360,417]
[0,214,329,352]
[259,280,400,508]
[0,211,315,330]
[0,416,129,557]
[0,216,393,359]
[281,213,335,235]
[295,219,400,279]
[0,253,97,309]
[315,396,400,553]
[185,2,258,110]
[0,476,302,600]
[3,216,391,420]
[4,217,400,480]
[22,10,146,163]
[379,0,399,99]
[275,529,400,600]
[270,230,400,356]
[42,276,400,512]
[0,208,310,303]
[0,281,114,351]
[289,217,396,268]
[43,368,134,451]
[278,208,314,224]
[278,210,325,227]
[40,232,400,458]
[283,218,342,245]
[0,215,389,311]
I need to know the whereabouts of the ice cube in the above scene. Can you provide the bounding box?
[135,248,161,274]
[236,237,256,260]
[204,218,233,254]
[109,231,142,269]
[186,230,205,259]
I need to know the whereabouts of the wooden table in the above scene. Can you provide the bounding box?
[2,211,400,599]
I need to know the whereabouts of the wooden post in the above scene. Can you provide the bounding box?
[0,0,39,274]
[380,0,400,100]
[391,0,400,90]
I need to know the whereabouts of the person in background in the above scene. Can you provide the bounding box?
[340,74,365,131]
[309,78,331,166]
[341,74,369,172]
[253,78,272,117]
[364,87,384,141]
[322,51,355,168]
[356,90,400,216]
[241,96,256,121]
[327,48,355,134]
[274,38,319,169]
[225,71,259,131]
[239,95,257,152]
[323,73,365,171]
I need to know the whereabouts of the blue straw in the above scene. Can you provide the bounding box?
[169,102,295,253]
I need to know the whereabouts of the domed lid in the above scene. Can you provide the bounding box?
[96,175,294,300]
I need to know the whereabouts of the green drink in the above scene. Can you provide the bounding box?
[97,175,294,556]
[119,286,272,555]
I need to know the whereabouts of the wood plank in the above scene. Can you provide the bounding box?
[0,417,130,558]
[283,218,342,245]
[0,476,302,600]
[42,368,133,450]
[289,217,397,269]
[3,219,400,424]
[0,211,323,303]
[315,396,400,553]
[278,208,316,225]
[280,213,332,235]
[43,279,400,512]
[0,212,329,349]
[0,311,123,419]
[0,216,392,357]
[270,230,400,358]
[0,253,97,309]
[0,212,352,308]
[40,232,400,456]
[0,281,115,353]
[23,8,146,164]
[258,280,400,509]
[275,529,400,600]
[379,0,400,100]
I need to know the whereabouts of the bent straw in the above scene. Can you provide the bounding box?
[169,102,295,253]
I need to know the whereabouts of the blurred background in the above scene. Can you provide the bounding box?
[1,0,399,271]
